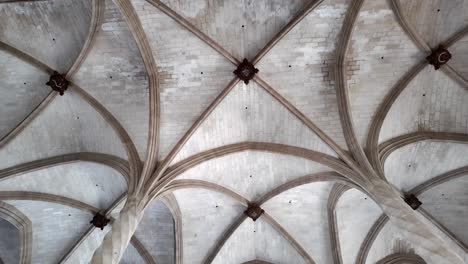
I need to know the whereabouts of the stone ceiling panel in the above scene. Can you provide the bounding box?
[399,0,468,49]
[134,200,175,264]
[5,200,92,264]
[64,224,148,264]
[379,68,468,143]
[176,151,333,201]
[63,225,110,264]
[108,197,126,220]
[0,89,127,170]
[384,141,468,191]
[0,217,19,264]
[0,162,127,210]
[173,188,245,264]
[254,217,307,264]
[366,220,452,264]
[262,182,335,263]
[158,0,310,60]
[120,241,146,264]
[336,188,382,264]
[257,0,350,149]
[0,0,92,72]
[346,0,422,146]
[131,0,235,160]
[419,176,468,247]
[0,50,50,141]
[63,200,126,264]
[449,35,468,81]
[0,0,467,262]
[72,0,150,160]
[172,81,336,165]
[212,219,256,264]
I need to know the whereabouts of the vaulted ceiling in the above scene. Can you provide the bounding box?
[0,0,467,264]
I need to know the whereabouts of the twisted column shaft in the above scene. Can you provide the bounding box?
[367,178,465,264]
[90,196,145,264]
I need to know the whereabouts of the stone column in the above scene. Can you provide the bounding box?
[366,178,465,264]
[90,196,145,264]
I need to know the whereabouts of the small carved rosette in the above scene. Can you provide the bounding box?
[90,213,111,230]
[46,71,69,96]
[244,203,264,221]
[426,45,452,70]
[234,58,259,84]
[404,194,422,210]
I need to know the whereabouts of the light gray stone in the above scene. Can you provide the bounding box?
[0,0,92,72]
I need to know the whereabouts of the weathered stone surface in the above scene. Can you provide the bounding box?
[257,0,350,149]
[263,182,335,263]
[134,201,175,264]
[254,218,307,264]
[0,50,50,140]
[177,151,332,201]
[132,0,235,160]
[399,0,468,48]
[0,89,127,170]
[172,81,336,165]
[212,220,256,264]
[384,141,468,191]
[63,203,125,264]
[120,242,146,264]
[158,0,311,60]
[366,220,452,264]
[0,162,127,209]
[173,188,245,263]
[1,0,468,262]
[380,69,468,143]
[449,35,468,80]
[5,200,92,264]
[0,217,20,264]
[64,225,111,264]
[0,0,92,72]
[336,188,382,264]
[212,217,308,264]
[72,0,149,160]
[420,176,468,246]
[346,0,421,146]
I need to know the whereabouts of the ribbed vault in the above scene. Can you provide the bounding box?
[0,0,467,263]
